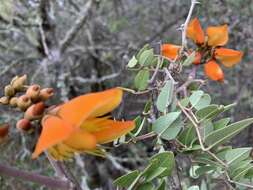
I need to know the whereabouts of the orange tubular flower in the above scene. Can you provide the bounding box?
[214,48,243,67]
[204,60,224,82]
[161,44,181,60]
[32,88,135,160]
[187,18,205,44]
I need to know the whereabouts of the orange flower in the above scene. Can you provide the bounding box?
[186,18,229,47]
[32,88,135,160]
[214,48,243,67]
[187,18,205,44]
[204,60,224,82]
[186,18,243,81]
[161,44,181,60]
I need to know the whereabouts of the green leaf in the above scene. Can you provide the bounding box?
[149,151,175,178]
[213,118,230,130]
[200,120,214,138]
[136,44,150,59]
[225,148,252,166]
[152,112,181,138]
[204,118,253,149]
[195,166,216,176]
[160,117,182,141]
[128,56,138,68]
[132,116,146,136]
[156,180,166,190]
[196,105,223,121]
[177,123,197,147]
[113,170,140,188]
[180,97,190,108]
[231,164,253,181]
[194,155,223,168]
[189,90,204,108]
[183,52,196,66]
[134,69,150,90]
[139,49,154,66]
[142,160,167,182]
[137,182,153,190]
[156,80,174,112]
[144,100,152,113]
[194,94,211,110]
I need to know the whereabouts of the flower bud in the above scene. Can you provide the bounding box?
[0,123,10,138]
[26,85,41,101]
[11,75,27,91]
[16,118,32,131]
[193,51,202,65]
[39,88,54,101]
[4,85,15,97]
[0,96,9,105]
[9,97,18,107]
[17,95,32,111]
[24,102,45,120]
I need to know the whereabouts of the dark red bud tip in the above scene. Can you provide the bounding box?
[16,119,32,131]
[46,88,54,94]
[32,85,40,91]
[0,123,10,138]
[33,102,45,116]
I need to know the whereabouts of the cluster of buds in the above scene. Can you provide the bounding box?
[0,75,54,133]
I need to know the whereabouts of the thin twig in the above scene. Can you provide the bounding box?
[181,0,199,48]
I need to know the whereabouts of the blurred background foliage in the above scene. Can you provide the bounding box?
[0,0,252,189]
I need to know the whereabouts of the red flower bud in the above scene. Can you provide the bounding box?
[0,123,10,138]
[16,119,32,131]
[193,51,202,65]
[39,88,54,101]
[26,85,41,100]
[24,102,45,120]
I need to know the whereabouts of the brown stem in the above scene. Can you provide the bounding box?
[0,162,73,189]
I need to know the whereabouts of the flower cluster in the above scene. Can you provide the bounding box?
[161,18,243,81]
[0,75,53,132]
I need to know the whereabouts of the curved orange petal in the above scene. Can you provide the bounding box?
[186,18,205,44]
[32,115,74,158]
[204,60,224,81]
[214,48,243,67]
[57,88,123,127]
[63,130,97,151]
[161,44,181,60]
[82,119,135,144]
[207,24,228,46]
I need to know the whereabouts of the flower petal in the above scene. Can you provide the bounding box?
[63,130,96,151]
[186,18,205,44]
[207,24,228,46]
[32,115,75,158]
[57,88,123,127]
[81,118,135,144]
[214,48,243,67]
[204,60,224,81]
[161,44,181,60]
